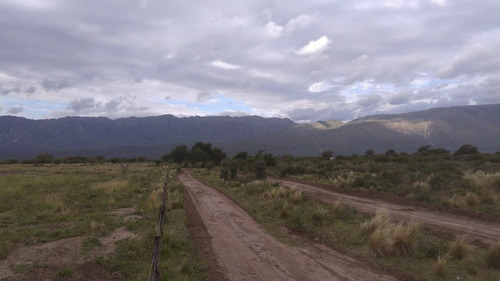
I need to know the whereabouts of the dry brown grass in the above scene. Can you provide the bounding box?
[368,227,394,257]
[448,236,469,260]
[485,244,500,269]
[392,220,420,256]
[464,192,481,206]
[288,189,303,204]
[280,202,292,218]
[361,208,391,234]
[92,179,130,194]
[332,198,343,212]
[434,255,447,278]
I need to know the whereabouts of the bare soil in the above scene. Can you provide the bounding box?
[274,178,500,245]
[179,170,397,281]
[0,209,138,280]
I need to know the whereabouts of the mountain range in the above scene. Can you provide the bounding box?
[1,103,500,159]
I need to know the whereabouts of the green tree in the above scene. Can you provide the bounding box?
[454,144,479,155]
[233,151,248,160]
[170,145,189,164]
[321,150,333,158]
[33,153,54,164]
[365,149,375,156]
[254,160,267,180]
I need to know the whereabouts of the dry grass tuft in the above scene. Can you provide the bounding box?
[368,227,394,257]
[361,208,391,234]
[392,220,420,256]
[448,235,469,260]
[281,202,292,218]
[92,179,130,194]
[332,198,343,211]
[288,189,303,204]
[434,255,447,278]
[148,188,163,207]
[464,192,481,206]
[485,244,500,269]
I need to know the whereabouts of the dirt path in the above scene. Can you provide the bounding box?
[274,179,500,245]
[179,170,397,281]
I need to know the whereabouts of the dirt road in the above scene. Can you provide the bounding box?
[179,170,397,281]
[274,179,500,245]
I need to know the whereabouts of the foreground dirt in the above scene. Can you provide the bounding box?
[274,178,500,245]
[179,170,397,281]
[0,208,138,280]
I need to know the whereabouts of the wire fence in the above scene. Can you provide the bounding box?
[147,167,169,281]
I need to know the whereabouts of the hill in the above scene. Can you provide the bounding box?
[1,103,500,159]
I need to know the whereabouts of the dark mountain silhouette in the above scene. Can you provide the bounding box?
[1,103,500,159]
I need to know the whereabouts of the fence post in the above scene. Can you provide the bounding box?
[148,167,169,281]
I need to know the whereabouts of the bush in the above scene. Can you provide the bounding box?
[254,160,267,180]
[454,144,479,155]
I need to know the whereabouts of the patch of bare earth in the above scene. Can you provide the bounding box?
[179,170,397,281]
[0,208,140,281]
[274,178,500,245]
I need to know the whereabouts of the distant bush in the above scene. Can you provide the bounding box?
[454,144,479,155]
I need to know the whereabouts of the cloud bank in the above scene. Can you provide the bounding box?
[0,0,499,122]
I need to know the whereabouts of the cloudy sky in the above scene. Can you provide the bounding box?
[1,0,499,122]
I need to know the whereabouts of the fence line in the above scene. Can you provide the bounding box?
[148,167,169,281]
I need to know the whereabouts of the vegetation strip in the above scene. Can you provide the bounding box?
[273,178,500,245]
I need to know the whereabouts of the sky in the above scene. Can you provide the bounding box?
[1,0,499,122]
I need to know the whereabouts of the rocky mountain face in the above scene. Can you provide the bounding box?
[1,103,500,159]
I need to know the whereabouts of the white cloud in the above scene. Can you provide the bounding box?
[295,36,331,56]
[284,14,314,34]
[308,81,333,93]
[265,22,284,37]
[208,60,241,70]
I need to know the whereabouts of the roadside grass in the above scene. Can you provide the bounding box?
[193,168,500,281]
[0,163,204,280]
[270,154,500,216]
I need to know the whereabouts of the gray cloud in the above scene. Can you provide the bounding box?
[1,0,499,121]
[7,105,24,114]
[67,98,96,112]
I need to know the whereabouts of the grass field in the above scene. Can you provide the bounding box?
[0,163,204,281]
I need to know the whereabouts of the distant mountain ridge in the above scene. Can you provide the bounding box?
[1,103,500,159]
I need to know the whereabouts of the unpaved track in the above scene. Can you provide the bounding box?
[179,170,397,281]
[274,179,500,245]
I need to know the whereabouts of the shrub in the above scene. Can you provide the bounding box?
[485,244,500,269]
[448,236,469,260]
[254,160,267,180]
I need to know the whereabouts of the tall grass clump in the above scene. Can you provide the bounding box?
[485,244,500,269]
[361,209,391,234]
[362,209,420,257]
[448,236,469,260]
[368,227,394,257]
[392,220,420,256]
[434,255,447,278]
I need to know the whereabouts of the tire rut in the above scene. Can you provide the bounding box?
[179,170,397,281]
